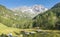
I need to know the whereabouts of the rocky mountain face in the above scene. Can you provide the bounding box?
[11,5,48,18]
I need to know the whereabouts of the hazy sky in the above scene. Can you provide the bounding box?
[0,0,60,8]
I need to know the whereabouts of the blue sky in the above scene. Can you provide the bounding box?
[0,0,60,8]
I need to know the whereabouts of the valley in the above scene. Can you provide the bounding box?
[0,1,60,37]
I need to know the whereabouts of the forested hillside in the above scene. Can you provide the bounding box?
[0,5,33,29]
[33,3,60,30]
[0,3,60,30]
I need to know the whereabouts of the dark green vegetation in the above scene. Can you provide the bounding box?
[0,3,60,30]
[33,3,60,30]
[0,2,60,37]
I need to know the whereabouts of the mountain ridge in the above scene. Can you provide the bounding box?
[33,2,60,30]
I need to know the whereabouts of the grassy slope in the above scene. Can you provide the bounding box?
[0,23,60,37]
[0,23,20,35]
[0,23,35,35]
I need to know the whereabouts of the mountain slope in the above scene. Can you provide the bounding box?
[0,5,15,27]
[52,3,60,9]
[33,3,60,30]
[0,5,34,29]
[0,5,23,27]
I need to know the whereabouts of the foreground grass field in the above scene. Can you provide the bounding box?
[0,23,60,37]
[0,23,20,35]
[0,23,36,36]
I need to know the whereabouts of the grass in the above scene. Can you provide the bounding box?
[0,23,60,37]
[0,23,20,35]
[0,23,36,36]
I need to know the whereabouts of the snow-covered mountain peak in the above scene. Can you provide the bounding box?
[11,5,48,18]
[11,5,48,13]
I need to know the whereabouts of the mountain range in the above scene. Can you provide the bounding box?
[0,2,60,29]
[11,5,48,18]
[0,4,48,28]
